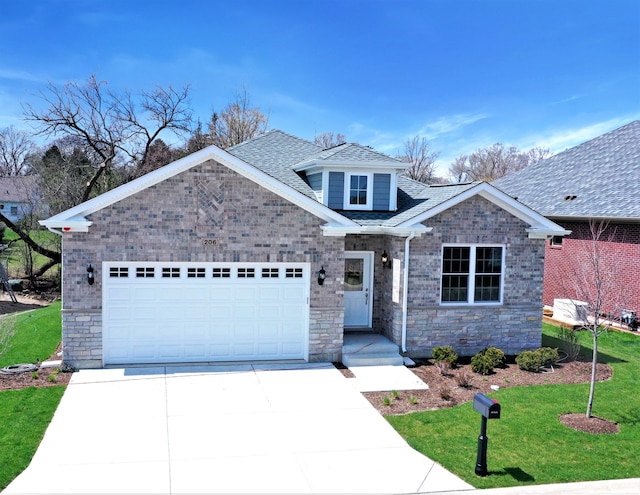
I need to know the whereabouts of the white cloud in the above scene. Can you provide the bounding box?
[416,113,490,139]
[0,68,45,83]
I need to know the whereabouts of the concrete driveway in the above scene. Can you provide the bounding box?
[4,363,472,494]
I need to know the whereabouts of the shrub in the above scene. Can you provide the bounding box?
[557,327,581,361]
[484,347,506,368]
[439,386,453,401]
[471,352,494,375]
[516,350,543,372]
[537,347,559,367]
[432,345,458,365]
[455,369,473,388]
[470,347,506,375]
[435,360,452,376]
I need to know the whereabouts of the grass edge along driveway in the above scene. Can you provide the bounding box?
[0,302,66,491]
[387,325,640,489]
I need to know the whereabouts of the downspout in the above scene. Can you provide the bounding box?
[401,231,416,353]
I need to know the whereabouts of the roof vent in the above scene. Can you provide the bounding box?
[564,195,577,201]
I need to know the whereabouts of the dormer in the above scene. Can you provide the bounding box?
[293,144,409,212]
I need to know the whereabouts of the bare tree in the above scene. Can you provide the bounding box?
[397,135,441,183]
[30,141,106,215]
[562,220,628,418]
[449,143,550,182]
[184,120,211,153]
[1,75,191,280]
[207,87,269,149]
[448,155,468,183]
[23,75,192,201]
[0,127,36,176]
[313,132,346,149]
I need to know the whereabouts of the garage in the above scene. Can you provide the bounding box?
[102,262,310,365]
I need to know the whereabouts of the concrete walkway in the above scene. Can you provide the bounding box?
[3,363,472,494]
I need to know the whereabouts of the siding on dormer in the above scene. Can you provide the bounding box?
[307,172,322,192]
[373,173,391,210]
[328,171,344,209]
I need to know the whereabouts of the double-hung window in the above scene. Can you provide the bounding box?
[344,173,372,210]
[441,245,504,304]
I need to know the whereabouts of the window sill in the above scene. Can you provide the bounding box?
[440,302,503,307]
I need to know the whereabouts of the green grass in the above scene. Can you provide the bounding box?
[0,301,62,366]
[0,302,65,490]
[0,387,66,490]
[387,324,640,489]
[1,228,59,279]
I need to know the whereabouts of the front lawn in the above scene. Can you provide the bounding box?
[0,302,65,491]
[0,301,62,366]
[387,325,640,489]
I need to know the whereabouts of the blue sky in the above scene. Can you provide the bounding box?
[1,0,638,176]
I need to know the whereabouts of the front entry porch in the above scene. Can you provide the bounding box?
[341,332,429,393]
[342,332,404,367]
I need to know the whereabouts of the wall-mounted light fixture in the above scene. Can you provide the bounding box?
[381,251,392,269]
[87,264,95,285]
[317,266,326,285]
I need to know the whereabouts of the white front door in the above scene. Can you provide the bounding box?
[344,252,373,327]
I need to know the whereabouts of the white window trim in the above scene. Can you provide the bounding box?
[343,172,373,210]
[440,244,505,306]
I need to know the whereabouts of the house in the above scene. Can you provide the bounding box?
[494,120,640,325]
[0,175,42,224]
[40,130,566,369]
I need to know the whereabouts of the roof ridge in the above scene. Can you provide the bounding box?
[228,129,322,153]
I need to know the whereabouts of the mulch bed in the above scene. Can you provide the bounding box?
[0,292,55,316]
[560,413,620,434]
[337,356,617,434]
[0,343,73,391]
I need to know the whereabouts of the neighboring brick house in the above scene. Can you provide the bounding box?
[495,120,640,325]
[41,130,566,369]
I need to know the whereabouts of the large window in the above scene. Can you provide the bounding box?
[441,245,504,304]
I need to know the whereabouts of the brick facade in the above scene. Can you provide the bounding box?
[59,161,548,368]
[543,221,640,318]
[354,196,546,358]
[61,160,344,368]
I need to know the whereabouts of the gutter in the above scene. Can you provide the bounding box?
[401,231,417,354]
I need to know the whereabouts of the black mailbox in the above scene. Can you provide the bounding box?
[473,393,500,419]
[473,393,500,476]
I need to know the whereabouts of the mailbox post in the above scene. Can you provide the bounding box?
[473,393,500,477]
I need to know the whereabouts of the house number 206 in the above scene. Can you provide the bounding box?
[202,239,217,246]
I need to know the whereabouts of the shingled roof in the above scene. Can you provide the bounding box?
[494,121,640,220]
[227,129,479,227]
[41,129,565,237]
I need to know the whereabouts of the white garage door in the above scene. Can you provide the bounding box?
[102,262,310,365]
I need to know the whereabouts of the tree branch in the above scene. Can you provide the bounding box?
[0,213,61,262]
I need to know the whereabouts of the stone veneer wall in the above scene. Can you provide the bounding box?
[405,195,546,357]
[61,160,344,368]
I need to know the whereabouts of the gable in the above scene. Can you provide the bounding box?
[85,160,329,241]
[395,182,569,239]
[40,144,356,233]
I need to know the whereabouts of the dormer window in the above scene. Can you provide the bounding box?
[294,155,409,212]
[346,173,372,210]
